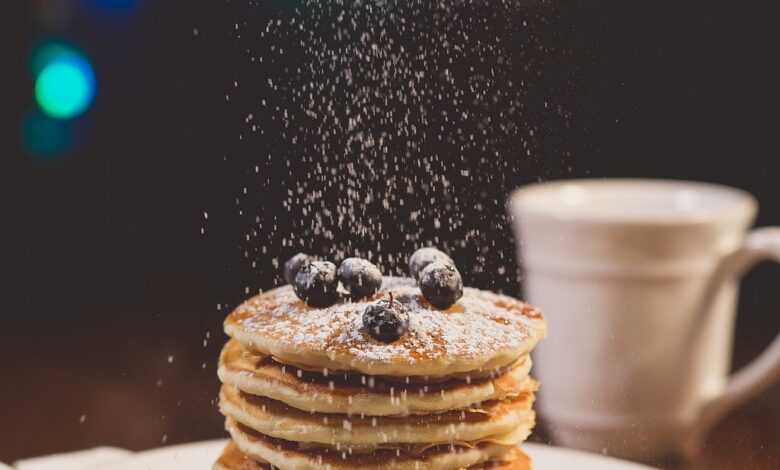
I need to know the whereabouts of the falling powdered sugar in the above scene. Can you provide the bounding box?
[210,0,583,305]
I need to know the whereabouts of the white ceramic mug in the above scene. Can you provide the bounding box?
[509,179,780,463]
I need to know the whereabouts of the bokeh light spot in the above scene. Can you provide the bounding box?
[29,41,77,78]
[99,0,135,6]
[21,110,75,161]
[88,0,139,13]
[35,55,96,119]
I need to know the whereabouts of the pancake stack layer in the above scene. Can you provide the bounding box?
[214,277,546,470]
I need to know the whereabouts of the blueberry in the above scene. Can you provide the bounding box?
[284,253,313,285]
[408,247,454,281]
[293,261,339,307]
[419,262,463,309]
[338,258,383,299]
[362,295,410,343]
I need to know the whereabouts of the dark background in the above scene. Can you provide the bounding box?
[4,1,779,468]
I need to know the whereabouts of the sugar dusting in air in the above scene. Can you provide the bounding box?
[208,0,581,303]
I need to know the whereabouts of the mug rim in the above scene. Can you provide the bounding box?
[510,178,757,226]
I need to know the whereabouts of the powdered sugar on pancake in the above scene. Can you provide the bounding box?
[226,277,545,375]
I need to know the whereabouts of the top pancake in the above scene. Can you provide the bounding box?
[225,277,545,378]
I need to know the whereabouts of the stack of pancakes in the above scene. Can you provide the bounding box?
[214,277,546,470]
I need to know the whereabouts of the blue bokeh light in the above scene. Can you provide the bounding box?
[86,0,139,13]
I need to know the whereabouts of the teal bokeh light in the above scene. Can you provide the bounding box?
[33,48,96,119]
[29,42,77,77]
[21,110,75,161]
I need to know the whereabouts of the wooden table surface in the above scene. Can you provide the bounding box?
[1,313,778,469]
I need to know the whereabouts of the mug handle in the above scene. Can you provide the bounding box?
[687,227,780,453]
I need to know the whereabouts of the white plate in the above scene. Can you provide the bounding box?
[13,447,132,470]
[96,439,658,470]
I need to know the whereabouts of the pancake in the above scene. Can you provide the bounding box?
[213,441,531,470]
[214,441,274,470]
[225,277,546,378]
[218,339,535,416]
[478,449,532,470]
[287,424,534,455]
[224,418,528,470]
[219,385,536,447]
